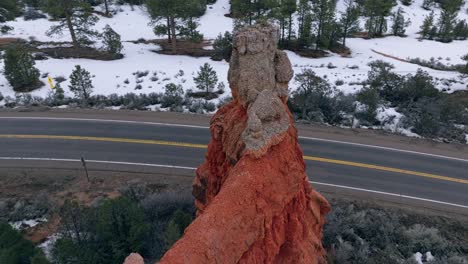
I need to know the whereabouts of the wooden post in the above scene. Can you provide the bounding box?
[81,157,90,182]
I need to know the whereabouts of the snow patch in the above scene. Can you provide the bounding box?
[38,234,60,259]
[376,106,420,138]
[10,217,47,230]
[413,251,436,264]
[414,252,423,264]
[426,252,435,262]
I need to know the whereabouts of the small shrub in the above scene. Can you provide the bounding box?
[4,44,42,92]
[203,101,216,112]
[101,24,124,56]
[54,76,66,83]
[327,62,337,69]
[23,8,47,21]
[216,82,226,94]
[140,191,194,259]
[134,70,149,78]
[335,80,344,86]
[161,83,184,108]
[0,25,13,34]
[69,65,93,105]
[175,70,184,78]
[164,210,192,250]
[355,87,380,126]
[188,99,204,114]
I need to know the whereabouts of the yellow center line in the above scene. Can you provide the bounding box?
[1,134,466,185]
[0,134,207,149]
[303,156,468,184]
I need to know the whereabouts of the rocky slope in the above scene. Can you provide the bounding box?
[157,25,331,264]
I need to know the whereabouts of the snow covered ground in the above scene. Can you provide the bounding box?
[0,0,466,101]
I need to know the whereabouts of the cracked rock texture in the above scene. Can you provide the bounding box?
[158,24,330,264]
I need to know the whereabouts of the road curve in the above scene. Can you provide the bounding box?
[0,113,467,212]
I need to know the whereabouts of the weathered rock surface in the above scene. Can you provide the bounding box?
[123,253,144,264]
[159,24,331,264]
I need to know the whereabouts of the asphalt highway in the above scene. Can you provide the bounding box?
[0,115,467,209]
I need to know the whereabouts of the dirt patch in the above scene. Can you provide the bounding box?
[13,80,45,93]
[293,48,329,58]
[0,38,24,48]
[448,90,468,107]
[371,48,409,63]
[151,39,215,57]
[187,90,222,100]
[39,46,123,61]
[0,39,123,60]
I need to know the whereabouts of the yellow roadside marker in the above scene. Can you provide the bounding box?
[47,76,55,89]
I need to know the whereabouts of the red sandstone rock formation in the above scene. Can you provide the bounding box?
[158,25,331,264]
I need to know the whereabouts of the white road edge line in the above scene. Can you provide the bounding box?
[1,116,467,163]
[0,116,210,129]
[309,181,468,210]
[0,156,466,209]
[0,157,197,170]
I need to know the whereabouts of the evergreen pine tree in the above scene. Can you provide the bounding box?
[3,45,41,92]
[363,0,396,38]
[54,83,65,103]
[391,7,411,36]
[339,0,360,47]
[0,0,21,22]
[101,24,123,56]
[146,0,206,52]
[94,198,148,263]
[275,0,297,47]
[212,31,233,61]
[437,0,463,43]
[231,0,254,25]
[178,0,205,42]
[453,20,468,40]
[69,65,93,104]
[420,11,435,39]
[297,0,313,48]
[103,0,111,16]
[194,63,218,94]
[44,0,99,47]
[312,0,337,50]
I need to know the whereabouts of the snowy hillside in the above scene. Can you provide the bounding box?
[0,0,467,101]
